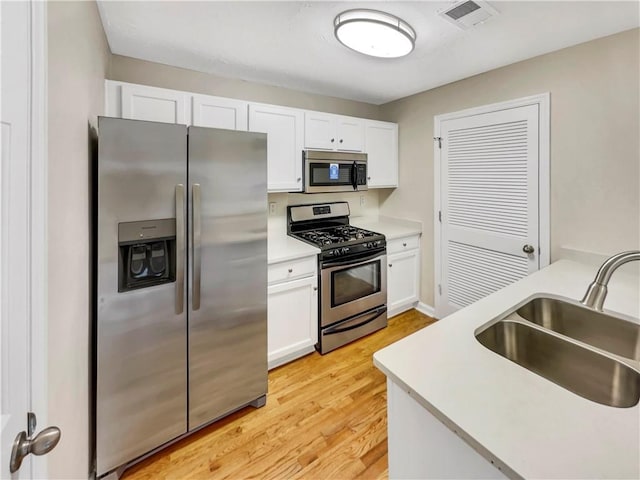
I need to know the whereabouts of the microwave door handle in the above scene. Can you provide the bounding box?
[351,161,357,190]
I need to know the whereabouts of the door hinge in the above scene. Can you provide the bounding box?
[438,210,442,222]
[438,284,442,295]
[434,136,442,149]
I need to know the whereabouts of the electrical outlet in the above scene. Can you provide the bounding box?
[269,202,277,216]
[360,195,366,207]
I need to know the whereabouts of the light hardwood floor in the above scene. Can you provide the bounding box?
[122,309,435,480]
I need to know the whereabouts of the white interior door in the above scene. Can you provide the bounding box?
[1,1,50,478]
[1,1,34,477]
[437,104,541,318]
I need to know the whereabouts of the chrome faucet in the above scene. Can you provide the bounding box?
[581,250,640,311]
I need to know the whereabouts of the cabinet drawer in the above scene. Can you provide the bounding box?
[268,256,316,285]
[387,235,420,255]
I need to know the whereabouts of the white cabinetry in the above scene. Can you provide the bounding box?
[191,94,248,130]
[105,81,398,191]
[249,104,304,193]
[387,234,420,317]
[304,112,364,152]
[267,255,318,369]
[120,83,188,124]
[365,120,398,188]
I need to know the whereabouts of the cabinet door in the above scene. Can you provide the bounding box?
[267,275,318,369]
[304,112,336,150]
[365,120,398,188]
[336,117,364,152]
[121,83,188,124]
[388,249,420,315]
[192,94,248,131]
[249,104,304,192]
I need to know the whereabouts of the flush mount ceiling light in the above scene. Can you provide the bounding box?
[334,9,416,58]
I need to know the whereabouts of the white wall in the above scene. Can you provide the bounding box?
[380,28,640,307]
[47,1,110,478]
[267,190,380,224]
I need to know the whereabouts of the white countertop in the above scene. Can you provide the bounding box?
[351,215,422,240]
[267,220,319,264]
[374,259,640,479]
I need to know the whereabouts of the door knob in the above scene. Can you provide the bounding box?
[10,426,61,473]
[523,244,535,254]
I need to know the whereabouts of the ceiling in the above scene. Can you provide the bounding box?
[97,1,639,105]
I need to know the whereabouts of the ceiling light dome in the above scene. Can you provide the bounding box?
[334,9,416,58]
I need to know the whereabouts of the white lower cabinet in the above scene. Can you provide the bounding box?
[387,235,421,317]
[267,257,318,369]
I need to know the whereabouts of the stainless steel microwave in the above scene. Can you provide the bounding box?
[303,150,368,193]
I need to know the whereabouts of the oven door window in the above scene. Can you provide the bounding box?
[331,260,381,307]
[310,162,353,187]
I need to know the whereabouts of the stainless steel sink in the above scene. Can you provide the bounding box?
[476,319,640,408]
[516,297,640,361]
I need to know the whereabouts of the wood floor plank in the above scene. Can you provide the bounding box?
[122,309,435,480]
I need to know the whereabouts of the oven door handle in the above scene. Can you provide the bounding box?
[322,250,385,269]
[324,307,387,335]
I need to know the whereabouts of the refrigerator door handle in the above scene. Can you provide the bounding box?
[192,183,202,311]
[175,184,185,314]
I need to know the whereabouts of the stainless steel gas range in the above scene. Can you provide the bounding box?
[287,202,387,354]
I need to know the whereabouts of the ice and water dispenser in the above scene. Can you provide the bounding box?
[118,219,176,292]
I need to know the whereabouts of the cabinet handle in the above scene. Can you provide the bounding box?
[388,263,393,267]
[367,176,371,180]
[288,268,293,273]
[331,138,335,143]
[339,139,343,143]
[296,177,301,182]
[313,286,318,291]
[403,242,407,247]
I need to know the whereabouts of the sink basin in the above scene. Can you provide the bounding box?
[516,296,640,361]
[476,319,640,408]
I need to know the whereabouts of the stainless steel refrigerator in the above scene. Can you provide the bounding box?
[95,117,268,478]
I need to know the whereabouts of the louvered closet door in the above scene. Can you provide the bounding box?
[440,105,539,317]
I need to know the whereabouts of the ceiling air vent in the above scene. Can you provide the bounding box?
[438,1,499,30]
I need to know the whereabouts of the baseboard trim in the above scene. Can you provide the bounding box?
[416,302,436,319]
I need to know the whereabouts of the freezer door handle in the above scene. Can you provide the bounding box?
[175,184,185,314]
[192,183,202,311]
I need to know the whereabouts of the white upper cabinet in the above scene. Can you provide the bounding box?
[249,103,304,192]
[120,83,188,124]
[304,112,364,152]
[365,120,398,188]
[105,81,398,190]
[191,94,248,131]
